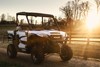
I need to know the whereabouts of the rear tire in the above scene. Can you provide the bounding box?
[31,48,44,64]
[60,45,73,61]
[7,44,17,58]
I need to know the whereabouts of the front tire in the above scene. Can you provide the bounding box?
[60,45,73,61]
[7,44,17,58]
[31,48,44,64]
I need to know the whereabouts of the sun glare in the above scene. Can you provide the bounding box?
[86,8,100,31]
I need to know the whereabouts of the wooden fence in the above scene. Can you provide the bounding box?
[0,25,16,42]
[0,29,100,60]
[67,32,100,60]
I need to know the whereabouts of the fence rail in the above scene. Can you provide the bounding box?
[67,32,100,59]
[1,31,100,60]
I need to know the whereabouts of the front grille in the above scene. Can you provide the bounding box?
[49,35,63,41]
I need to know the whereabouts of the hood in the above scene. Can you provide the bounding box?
[28,30,67,37]
[7,30,67,38]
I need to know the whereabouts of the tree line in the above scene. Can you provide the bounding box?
[59,0,100,31]
[0,0,100,31]
[0,13,16,25]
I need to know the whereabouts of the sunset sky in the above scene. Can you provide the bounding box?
[0,0,68,17]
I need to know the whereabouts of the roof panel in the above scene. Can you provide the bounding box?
[17,12,54,17]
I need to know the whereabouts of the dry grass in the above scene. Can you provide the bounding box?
[0,48,100,67]
[0,26,100,67]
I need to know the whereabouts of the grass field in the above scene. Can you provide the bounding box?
[0,47,100,67]
[0,61,22,67]
[0,25,100,67]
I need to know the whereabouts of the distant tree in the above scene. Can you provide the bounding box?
[60,1,75,44]
[60,0,90,44]
[95,0,100,13]
[12,16,16,22]
[0,13,16,24]
[60,1,73,27]
[1,14,6,21]
[7,13,16,22]
[20,19,24,24]
[72,0,80,20]
[79,1,89,19]
[57,17,66,27]
[60,0,89,26]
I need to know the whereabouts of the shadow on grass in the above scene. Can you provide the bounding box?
[0,61,22,67]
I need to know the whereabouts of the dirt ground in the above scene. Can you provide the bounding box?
[0,47,100,67]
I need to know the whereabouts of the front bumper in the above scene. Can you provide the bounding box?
[49,35,67,44]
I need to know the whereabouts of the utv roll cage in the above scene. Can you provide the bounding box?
[16,12,60,30]
[16,12,54,17]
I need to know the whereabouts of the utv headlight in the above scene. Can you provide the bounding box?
[60,32,68,40]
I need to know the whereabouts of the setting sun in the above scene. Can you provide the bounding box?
[85,5,100,31]
[86,14,98,30]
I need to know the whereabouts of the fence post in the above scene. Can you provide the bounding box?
[69,32,71,44]
[83,33,90,60]
[87,34,90,45]
[69,25,72,44]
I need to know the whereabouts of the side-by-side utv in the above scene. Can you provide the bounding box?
[7,12,73,64]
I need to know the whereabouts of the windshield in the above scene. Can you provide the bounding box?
[17,15,59,30]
